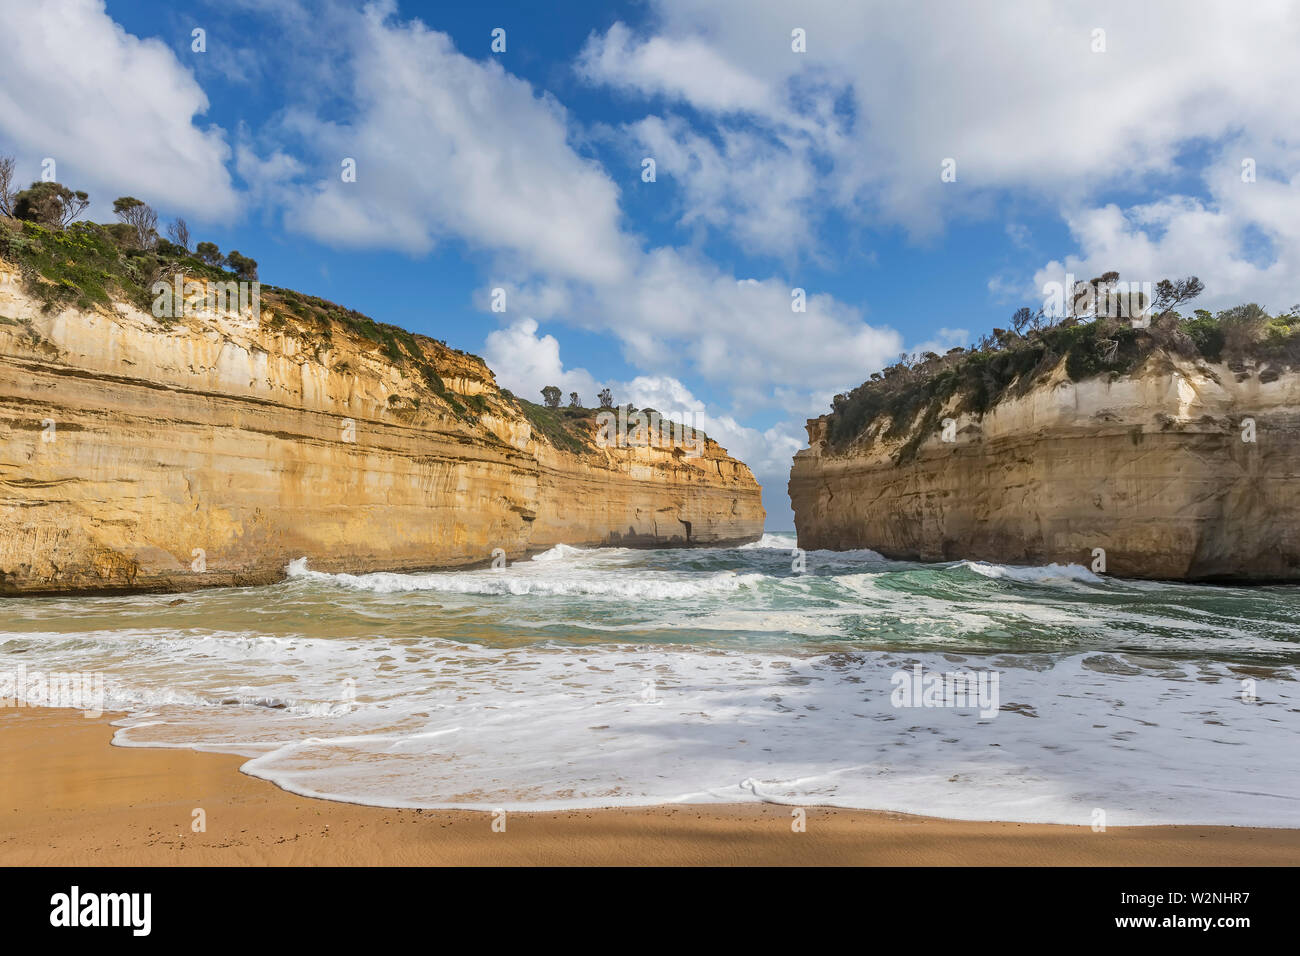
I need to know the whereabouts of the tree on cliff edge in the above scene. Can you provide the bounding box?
[225,250,258,281]
[166,217,191,252]
[195,242,225,267]
[112,196,158,249]
[14,181,89,228]
[0,156,16,217]
[541,385,562,408]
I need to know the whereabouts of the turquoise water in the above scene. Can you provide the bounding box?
[1,534,1297,824]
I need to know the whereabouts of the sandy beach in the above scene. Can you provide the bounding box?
[1,708,1295,866]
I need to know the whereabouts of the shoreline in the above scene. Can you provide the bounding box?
[3,709,1297,866]
[7,542,1293,599]
[0,534,769,599]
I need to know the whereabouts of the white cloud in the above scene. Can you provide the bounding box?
[246,7,902,404]
[611,248,901,389]
[0,0,237,219]
[507,249,903,398]
[578,0,1300,247]
[1022,135,1300,314]
[482,318,603,404]
[576,22,772,114]
[1005,223,1032,250]
[265,7,634,286]
[629,115,818,257]
[234,140,303,207]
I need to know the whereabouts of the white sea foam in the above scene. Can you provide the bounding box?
[740,533,799,549]
[5,541,1298,826]
[529,543,605,562]
[287,556,764,599]
[958,560,1105,585]
[742,534,887,564]
[93,644,1300,825]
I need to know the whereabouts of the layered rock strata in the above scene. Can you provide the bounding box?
[789,354,1300,581]
[0,268,763,593]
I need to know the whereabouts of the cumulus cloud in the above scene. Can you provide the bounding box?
[578,0,1300,255]
[610,248,901,390]
[1031,146,1300,315]
[240,6,902,404]
[482,318,603,404]
[628,115,819,257]
[0,0,237,218]
[575,22,773,114]
[261,6,634,286]
[497,247,902,402]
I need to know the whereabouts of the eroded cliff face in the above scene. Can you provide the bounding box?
[0,267,763,594]
[789,354,1300,581]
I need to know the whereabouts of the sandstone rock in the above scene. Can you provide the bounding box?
[789,354,1300,581]
[0,270,763,594]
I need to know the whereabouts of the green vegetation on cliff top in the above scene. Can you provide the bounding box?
[0,212,500,424]
[0,208,699,457]
[824,274,1300,461]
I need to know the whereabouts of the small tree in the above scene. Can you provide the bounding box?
[568,392,581,408]
[112,196,158,249]
[195,242,225,267]
[225,250,258,280]
[0,156,16,217]
[597,387,614,409]
[1153,276,1205,317]
[540,385,562,408]
[166,217,191,252]
[13,181,89,228]
[1090,271,1120,319]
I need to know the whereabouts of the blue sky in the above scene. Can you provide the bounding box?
[3,0,1298,525]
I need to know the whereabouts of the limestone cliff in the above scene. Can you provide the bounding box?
[790,351,1300,581]
[0,265,763,594]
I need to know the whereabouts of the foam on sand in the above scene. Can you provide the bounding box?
[4,542,1297,825]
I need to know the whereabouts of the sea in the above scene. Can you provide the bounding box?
[2,533,1297,826]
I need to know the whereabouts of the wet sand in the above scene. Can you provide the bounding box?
[2,709,1296,866]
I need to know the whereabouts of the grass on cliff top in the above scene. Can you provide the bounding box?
[0,216,236,316]
[824,302,1300,461]
[0,215,710,458]
[510,399,597,455]
[0,214,714,456]
[0,214,499,423]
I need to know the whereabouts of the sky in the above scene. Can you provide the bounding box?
[2,0,1299,526]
